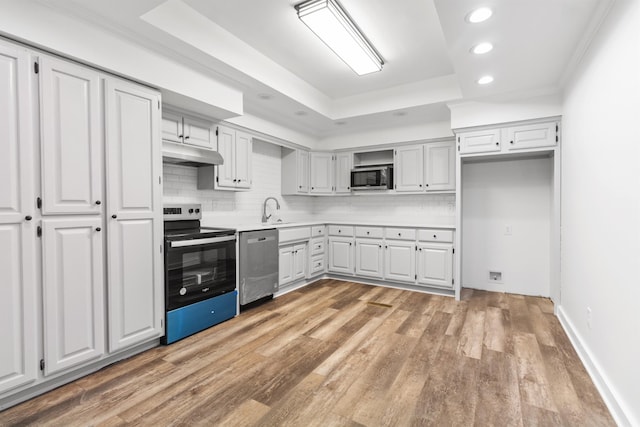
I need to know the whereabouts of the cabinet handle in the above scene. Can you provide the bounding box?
[112,214,117,219]
[96,227,101,232]
[184,135,190,140]
[178,134,183,138]
[95,200,101,205]
[25,215,32,221]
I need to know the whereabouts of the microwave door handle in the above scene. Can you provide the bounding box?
[170,235,236,248]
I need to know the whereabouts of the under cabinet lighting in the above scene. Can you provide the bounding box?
[296,0,383,75]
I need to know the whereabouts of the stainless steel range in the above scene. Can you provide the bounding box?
[162,203,237,344]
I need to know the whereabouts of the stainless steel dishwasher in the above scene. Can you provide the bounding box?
[239,229,279,306]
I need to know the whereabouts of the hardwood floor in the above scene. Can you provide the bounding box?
[0,280,614,426]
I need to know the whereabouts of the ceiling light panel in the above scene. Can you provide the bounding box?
[297,0,383,75]
[477,75,494,85]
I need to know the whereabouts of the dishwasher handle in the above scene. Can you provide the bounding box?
[247,235,276,244]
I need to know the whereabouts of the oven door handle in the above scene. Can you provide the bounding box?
[170,235,236,248]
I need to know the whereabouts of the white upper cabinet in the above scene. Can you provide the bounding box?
[457,120,559,156]
[41,217,105,375]
[104,78,164,352]
[424,141,455,191]
[216,125,252,190]
[0,41,37,394]
[506,122,558,150]
[310,152,334,194]
[162,112,213,150]
[335,152,353,193]
[394,145,424,192]
[457,128,501,154]
[281,148,309,195]
[40,56,102,215]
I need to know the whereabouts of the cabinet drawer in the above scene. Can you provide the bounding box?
[311,225,325,237]
[328,225,354,237]
[310,237,325,256]
[310,255,325,275]
[355,226,384,239]
[417,229,453,243]
[385,228,416,241]
[279,227,311,244]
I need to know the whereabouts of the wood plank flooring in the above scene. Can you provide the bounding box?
[0,280,614,426]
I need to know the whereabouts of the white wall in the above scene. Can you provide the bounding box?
[560,0,640,424]
[462,157,552,296]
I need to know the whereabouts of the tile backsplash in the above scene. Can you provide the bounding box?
[163,140,456,225]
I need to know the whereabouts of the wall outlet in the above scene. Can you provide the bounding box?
[489,271,503,283]
[504,225,513,236]
[586,306,592,330]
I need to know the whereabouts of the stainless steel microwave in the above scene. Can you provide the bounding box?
[350,166,394,190]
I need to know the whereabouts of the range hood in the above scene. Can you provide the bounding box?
[162,141,224,167]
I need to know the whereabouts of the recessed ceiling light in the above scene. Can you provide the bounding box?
[258,93,272,100]
[335,121,347,126]
[477,75,494,85]
[393,111,408,117]
[294,110,308,116]
[466,7,492,23]
[471,42,493,55]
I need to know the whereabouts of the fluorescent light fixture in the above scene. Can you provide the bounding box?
[471,42,493,54]
[296,0,383,75]
[467,7,493,23]
[477,75,494,85]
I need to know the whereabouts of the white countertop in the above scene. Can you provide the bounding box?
[203,218,455,232]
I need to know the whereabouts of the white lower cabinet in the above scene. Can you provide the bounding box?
[416,242,453,289]
[328,236,354,275]
[384,240,416,283]
[41,218,105,375]
[279,243,307,286]
[355,239,384,278]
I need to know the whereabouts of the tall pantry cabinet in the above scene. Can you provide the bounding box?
[0,38,164,400]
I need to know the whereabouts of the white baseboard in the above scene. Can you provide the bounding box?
[557,305,635,426]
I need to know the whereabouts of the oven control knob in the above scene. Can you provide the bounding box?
[195,208,200,213]
[188,208,194,214]
[179,287,187,296]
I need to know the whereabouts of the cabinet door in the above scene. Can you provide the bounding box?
[310,152,334,194]
[328,237,354,275]
[0,42,38,393]
[161,112,182,143]
[424,141,455,191]
[40,56,102,215]
[105,78,163,352]
[417,243,453,288]
[458,129,501,154]
[384,240,416,283]
[42,218,105,375]
[279,245,294,286]
[506,122,558,150]
[234,130,252,189]
[183,116,213,149]
[394,145,423,191]
[216,125,236,188]
[293,243,307,281]
[335,152,353,193]
[355,239,384,278]
[297,150,310,193]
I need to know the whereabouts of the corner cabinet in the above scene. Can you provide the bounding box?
[216,125,252,190]
[104,78,164,352]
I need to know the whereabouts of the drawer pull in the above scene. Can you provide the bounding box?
[433,234,437,238]
[398,233,401,237]
[366,231,370,235]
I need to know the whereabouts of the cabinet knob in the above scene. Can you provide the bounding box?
[96,227,101,232]
[419,184,422,187]
[495,142,499,146]
[366,231,370,235]
[347,186,350,190]
[510,140,514,144]
[378,245,382,248]
[398,233,401,236]
[95,200,101,205]
[311,187,314,190]
[349,242,352,246]
[419,248,422,251]
[338,229,341,233]
[112,214,117,219]
[433,234,437,239]
[178,134,184,138]
[25,215,32,221]
[184,135,190,140]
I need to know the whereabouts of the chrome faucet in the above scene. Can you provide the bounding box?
[262,197,281,223]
